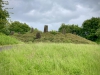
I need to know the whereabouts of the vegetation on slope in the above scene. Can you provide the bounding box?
[0,43,100,75]
[11,32,95,44]
[0,33,20,45]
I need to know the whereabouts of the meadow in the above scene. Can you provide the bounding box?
[0,43,100,75]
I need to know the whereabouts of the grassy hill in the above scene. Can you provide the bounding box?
[11,32,95,44]
[0,33,21,45]
[0,43,100,75]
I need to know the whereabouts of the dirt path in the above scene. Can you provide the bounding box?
[0,45,13,51]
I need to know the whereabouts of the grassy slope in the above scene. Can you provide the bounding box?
[12,32,95,44]
[0,33,20,45]
[0,43,100,75]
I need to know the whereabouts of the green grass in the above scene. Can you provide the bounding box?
[0,33,20,45]
[0,43,100,75]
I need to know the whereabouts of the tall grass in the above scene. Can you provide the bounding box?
[0,33,20,45]
[0,43,100,75]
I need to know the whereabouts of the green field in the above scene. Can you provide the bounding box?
[0,43,100,75]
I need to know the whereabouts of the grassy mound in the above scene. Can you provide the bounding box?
[0,33,20,45]
[0,43,100,75]
[12,32,95,44]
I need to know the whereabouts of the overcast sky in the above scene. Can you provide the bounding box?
[7,0,100,31]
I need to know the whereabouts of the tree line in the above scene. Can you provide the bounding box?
[59,17,100,41]
[0,0,100,42]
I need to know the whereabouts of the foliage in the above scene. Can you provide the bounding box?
[9,21,31,34]
[34,28,40,32]
[58,17,100,42]
[82,17,100,41]
[0,0,10,31]
[36,32,41,39]
[96,28,100,37]
[50,30,58,35]
[0,33,20,45]
[11,32,95,44]
[0,43,100,75]
[0,27,10,35]
[58,23,82,35]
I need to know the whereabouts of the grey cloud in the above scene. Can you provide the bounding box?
[54,0,78,11]
[77,0,100,11]
[7,0,100,31]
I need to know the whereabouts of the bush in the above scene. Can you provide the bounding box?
[0,33,20,45]
[0,28,10,35]
[9,21,30,34]
[36,32,41,39]
[50,30,58,35]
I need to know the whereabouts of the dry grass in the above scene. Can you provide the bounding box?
[11,32,95,44]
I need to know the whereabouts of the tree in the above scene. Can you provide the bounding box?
[96,28,100,38]
[95,23,100,39]
[58,23,70,33]
[9,21,30,34]
[0,0,12,35]
[82,17,100,41]
[58,23,82,35]
[0,0,9,30]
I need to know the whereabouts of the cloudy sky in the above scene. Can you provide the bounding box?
[7,0,100,31]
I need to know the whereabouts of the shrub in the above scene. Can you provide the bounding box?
[0,33,20,45]
[50,30,58,35]
[36,32,41,39]
[0,28,10,35]
[9,21,30,34]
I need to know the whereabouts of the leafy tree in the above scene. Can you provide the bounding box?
[69,25,82,35]
[58,23,66,33]
[95,23,100,39]
[50,30,58,35]
[0,0,9,30]
[9,21,30,34]
[1,24,10,35]
[96,28,100,38]
[58,23,82,35]
[82,17,100,41]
